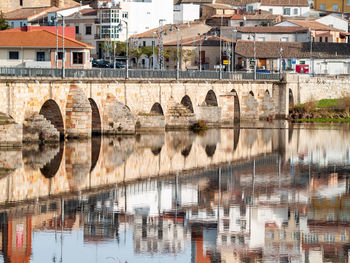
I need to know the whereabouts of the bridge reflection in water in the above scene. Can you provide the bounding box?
[1,124,350,262]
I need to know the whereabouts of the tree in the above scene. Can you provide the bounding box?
[0,11,9,31]
[130,47,143,68]
[141,46,153,69]
[182,49,195,69]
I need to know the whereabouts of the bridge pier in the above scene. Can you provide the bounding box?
[272,83,289,119]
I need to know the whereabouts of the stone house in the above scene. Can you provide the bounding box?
[236,26,310,42]
[246,0,310,17]
[0,29,93,68]
[164,35,233,70]
[230,13,282,27]
[235,40,350,75]
[275,19,348,43]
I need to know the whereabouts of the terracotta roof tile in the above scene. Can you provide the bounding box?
[235,40,350,58]
[261,0,309,7]
[0,30,93,49]
[4,6,53,20]
[237,26,308,33]
[286,20,343,31]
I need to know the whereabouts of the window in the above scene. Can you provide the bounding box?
[258,37,265,41]
[11,22,14,28]
[57,51,64,60]
[143,41,146,47]
[9,51,19,60]
[319,37,322,42]
[122,12,128,18]
[283,8,291,15]
[332,4,339,11]
[75,26,79,34]
[20,21,23,27]
[281,37,289,42]
[36,51,45,61]
[85,26,91,35]
[72,52,83,64]
[320,4,325,10]
[248,5,253,11]
[269,8,273,13]
[293,8,298,15]
[239,22,244,26]
[20,0,23,6]
[347,0,350,6]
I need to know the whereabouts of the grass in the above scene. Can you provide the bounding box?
[295,118,350,123]
[317,99,339,108]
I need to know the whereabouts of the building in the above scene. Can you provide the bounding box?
[0,30,93,68]
[0,0,77,14]
[230,13,282,27]
[235,40,350,75]
[236,26,310,42]
[4,6,54,28]
[315,13,349,32]
[276,19,348,42]
[173,0,201,24]
[314,0,350,13]
[246,0,310,17]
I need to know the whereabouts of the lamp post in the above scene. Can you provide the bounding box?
[56,14,65,78]
[219,15,223,79]
[231,29,237,73]
[198,33,202,72]
[118,20,129,78]
[170,25,180,78]
[248,33,256,80]
[152,32,156,70]
[309,29,313,76]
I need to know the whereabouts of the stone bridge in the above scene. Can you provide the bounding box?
[1,73,350,144]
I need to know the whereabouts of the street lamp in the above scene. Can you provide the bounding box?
[248,33,256,80]
[53,14,65,78]
[309,29,314,76]
[198,33,207,72]
[170,25,180,78]
[231,29,237,73]
[117,20,129,78]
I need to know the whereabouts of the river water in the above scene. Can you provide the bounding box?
[0,123,350,263]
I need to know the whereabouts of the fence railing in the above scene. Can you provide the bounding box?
[0,67,281,81]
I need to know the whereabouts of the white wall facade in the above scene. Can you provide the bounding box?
[0,48,51,67]
[247,3,310,17]
[316,14,348,33]
[122,0,173,36]
[238,32,309,42]
[173,3,200,24]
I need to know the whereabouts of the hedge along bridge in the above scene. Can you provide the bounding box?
[2,69,349,145]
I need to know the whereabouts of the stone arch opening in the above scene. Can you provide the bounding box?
[249,91,254,97]
[289,89,294,112]
[151,146,162,156]
[91,136,101,172]
[181,144,192,157]
[88,98,102,135]
[40,142,64,178]
[205,144,216,157]
[150,102,164,115]
[204,90,218,106]
[39,99,64,138]
[181,95,194,113]
[265,90,270,96]
[231,89,240,122]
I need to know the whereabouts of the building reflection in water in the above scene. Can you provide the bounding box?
[0,123,350,262]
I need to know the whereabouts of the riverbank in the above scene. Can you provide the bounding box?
[289,98,350,123]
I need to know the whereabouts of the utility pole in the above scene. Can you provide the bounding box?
[219,15,223,79]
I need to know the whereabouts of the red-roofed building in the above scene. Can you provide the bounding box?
[246,0,310,17]
[3,26,76,39]
[0,30,94,69]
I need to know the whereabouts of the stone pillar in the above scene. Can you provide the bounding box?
[219,92,235,126]
[65,85,92,139]
[272,83,288,119]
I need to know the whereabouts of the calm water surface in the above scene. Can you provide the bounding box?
[1,123,350,263]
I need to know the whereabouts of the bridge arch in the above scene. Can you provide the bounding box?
[39,99,64,137]
[150,102,164,115]
[205,144,216,157]
[231,89,240,122]
[243,90,258,119]
[181,95,194,113]
[88,98,102,135]
[204,90,218,106]
[40,143,64,178]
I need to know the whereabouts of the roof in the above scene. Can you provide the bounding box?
[132,21,211,38]
[0,30,93,49]
[164,35,233,46]
[260,0,309,7]
[235,40,350,59]
[215,0,258,5]
[284,19,343,31]
[174,0,212,4]
[202,3,235,9]
[237,26,308,33]
[231,13,281,20]
[4,6,53,20]
[3,26,76,39]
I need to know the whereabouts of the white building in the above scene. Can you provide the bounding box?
[247,0,310,17]
[316,14,348,33]
[173,3,200,24]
